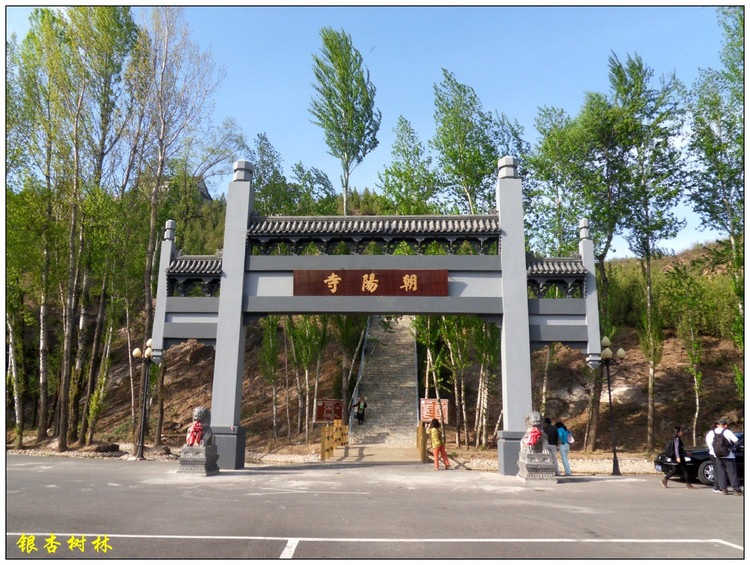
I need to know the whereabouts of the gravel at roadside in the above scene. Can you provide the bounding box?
[7,442,659,475]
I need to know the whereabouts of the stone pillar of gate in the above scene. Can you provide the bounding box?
[579,218,602,369]
[210,160,254,470]
[495,156,533,476]
[151,220,176,364]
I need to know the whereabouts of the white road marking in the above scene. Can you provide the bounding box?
[5,533,743,551]
[279,538,299,558]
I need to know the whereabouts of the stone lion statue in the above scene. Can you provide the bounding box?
[520,411,548,454]
[184,406,215,447]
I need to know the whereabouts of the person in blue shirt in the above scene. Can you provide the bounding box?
[555,421,572,476]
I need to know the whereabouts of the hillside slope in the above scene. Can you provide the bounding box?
[82,318,743,458]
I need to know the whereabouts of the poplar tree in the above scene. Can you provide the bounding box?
[611,52,685,449]
[309,26,381,216]
[378,115,441,215]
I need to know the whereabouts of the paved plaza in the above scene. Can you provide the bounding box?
[6,452,744,559]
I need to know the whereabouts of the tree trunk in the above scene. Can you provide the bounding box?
[540,345,552,414]
[312,354,321,433]
[125,301,137,432]
[460,375,469,448]
[283,321,291,441]
[80,274,108,444]
[645,255,655,451]
[37,244,50,442]
[272,382,278,442]
[584,369,603,453]
[58,205,81,453]
[154,359,166,448]
[87,323,114,445]
[304,367,310,443]
[7,313,23,449]
[69,269,90,445]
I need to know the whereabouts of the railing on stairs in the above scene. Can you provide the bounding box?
[347,315,372,443]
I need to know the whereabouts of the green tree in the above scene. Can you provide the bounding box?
[686,8,743,391]
[13,7,71,443]
[662,263,707,446]
[135,6,225,450]
[378,115,441,215]
[431,69,498,215]
[309,26,381,216]
[248,133,295,215]
[260,316,282,441]
[611,52,685,449]
[290,162,337,215]
[431,69,528,215]
[526,107,590,255]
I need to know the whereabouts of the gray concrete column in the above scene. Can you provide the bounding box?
[211,160,254,469]
[151,220,176,364]
[495,156,533,475]
[579,218,602,369]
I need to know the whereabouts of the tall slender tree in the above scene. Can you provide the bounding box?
[378,115,441,215]
[309,26,381,216]
[611,52,685,449]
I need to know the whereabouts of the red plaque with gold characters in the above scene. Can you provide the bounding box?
[294,270,448,296]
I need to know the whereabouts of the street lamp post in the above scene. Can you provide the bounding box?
[601,336,626,476]
[132,339,153,461]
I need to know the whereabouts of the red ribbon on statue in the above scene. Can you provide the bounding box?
[186,421,203,446]
[526,427,542,446]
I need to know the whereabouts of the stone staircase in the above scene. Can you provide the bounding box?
[348,315,419,447]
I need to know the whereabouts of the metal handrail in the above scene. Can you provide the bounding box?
[348,315,372,440]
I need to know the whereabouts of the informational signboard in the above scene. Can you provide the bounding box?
[420,398,449,423]
[314,399,344,422]
[294,270,448,297]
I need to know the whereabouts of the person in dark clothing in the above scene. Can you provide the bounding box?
[707,419,743,495]
[543,417,560,476]
[662,426,695,489]
[705,420,721,493]
[353,396,367,425]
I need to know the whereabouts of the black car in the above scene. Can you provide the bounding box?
[654,432,744,486]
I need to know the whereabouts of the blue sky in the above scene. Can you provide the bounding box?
[5,4,729,257]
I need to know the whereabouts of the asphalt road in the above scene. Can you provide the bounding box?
[6,453,744,559]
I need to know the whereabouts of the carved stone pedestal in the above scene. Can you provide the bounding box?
[517,451,557,484]
[178,445,219,476]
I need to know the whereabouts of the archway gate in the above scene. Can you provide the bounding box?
[151,157,602,475]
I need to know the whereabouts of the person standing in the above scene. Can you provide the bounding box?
[544,418,560,476]
[555,421,572,476]
[705,420,721,493]
[428,418,451,471]
[353,396,367,425]
[661,427,695,489]
[707,419,743,496]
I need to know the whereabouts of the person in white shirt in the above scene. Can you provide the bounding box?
[705,420,721,492]
[706,419,743,495]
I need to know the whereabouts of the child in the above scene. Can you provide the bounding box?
[428,418,451,470]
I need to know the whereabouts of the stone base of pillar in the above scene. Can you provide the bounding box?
[517,451,557,484]
[213,426,246,470]
[177,445,219,476]
[497,431,524,476]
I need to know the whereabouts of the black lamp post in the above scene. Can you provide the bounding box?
[601,336,626,476]
[132,339,153,461]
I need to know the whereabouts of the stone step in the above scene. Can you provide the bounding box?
[351,315,419,446]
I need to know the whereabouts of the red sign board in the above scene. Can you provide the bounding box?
[294,270,448,297]
[420,398,449,423]
[315,399,344,422]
